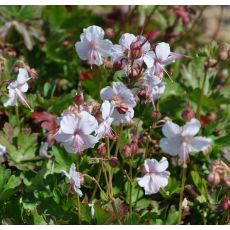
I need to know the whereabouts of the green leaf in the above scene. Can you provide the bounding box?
[215,134,230,147]
[165,207,179,224]
[190,170,208,200]
[0,166,21,203]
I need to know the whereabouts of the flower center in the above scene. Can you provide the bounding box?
[89,41,98,49]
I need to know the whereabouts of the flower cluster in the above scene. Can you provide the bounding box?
[49,25,211,196]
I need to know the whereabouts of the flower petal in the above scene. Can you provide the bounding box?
[81,134,98,149]
[17,68,30,84]
[78,111,98,135]
[119,33,136,49]
[182,118,201,137]
[101,100,114,120]
[55,133,72,143]
[3,89,17,107]
[159,137,181,156]
[74,187,83,197]
[188,136,211,152]
[98,39,113,58]
[69,163,77,179]
[75,41,89,60]
[162,121,181,138]
[100,86,116,101]
[154,157,169,173]
[84,25,104,42]
[60,115,78,134]
[155,42,170,61]
[143,51,155,68]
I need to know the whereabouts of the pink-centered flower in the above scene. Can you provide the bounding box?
[55,111,98,154]
[135,69,165,102]
[137,157,170,195]
[4,68,31,110]
[75,25,113,66]
[159,118,211,166]
[62,163,83,197]
[143,42,184,77]
[111,33,150,74]
[100,82,136,124]
[97,100,115,139]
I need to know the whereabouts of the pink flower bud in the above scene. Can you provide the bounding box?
[152,110,162,120]
[122,145,131,158]
[224,177,230,187]
[109,157,119,167]
[97,143,107,156]
[130,41,142,59]
[223,196,230,211]
[208,172,220,186]
[74,91,84,106]
[182,106,194,121]
[105,28,114,38]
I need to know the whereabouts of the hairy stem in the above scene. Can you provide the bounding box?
[129,158,133,223]
[15,106,20,132]
[90,168,102,203]
[76,154,81,224]
[177,166,187,224]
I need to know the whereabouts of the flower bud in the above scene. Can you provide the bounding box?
[218,43,229,61]
[224,177,230,187]
[122,145,131,157]
[105,28,114,38]
[113,60,123,71]
[63,40,70,47]
[79,173,84,185]
[97,143,107,156]
[130,41,142,59]
[109,157,119,167]
[208,172,220,186]
[152,110,162,121]
[182,106,194,121]
[74,91,84,106]
[223,196,230,211]
[137,87,152,103]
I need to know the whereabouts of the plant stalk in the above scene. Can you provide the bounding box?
[177,166,187,224]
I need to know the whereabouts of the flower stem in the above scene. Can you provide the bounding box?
[177,166,187,225]
[106,138,113,197]
[196,69,208,119]
[90,168,102,203]
[85,174,108,200]
[76,154,81,225]
[128,157,133,224]
[15,106,20,131]
[114,124,123,158]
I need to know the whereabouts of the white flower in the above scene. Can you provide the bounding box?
[137,157,170,195]
[0,144,6,156]
[143,42,183,77]
[100,82,136,124]
[55,111,98,153]
[62,163,83,197]
[159,118,211,166]
[4,68,31,109]
[111,33,150,74]
[112,33,150,62]
[75,25,113,66]
[97,100,115,139]
[136,69,165,102]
